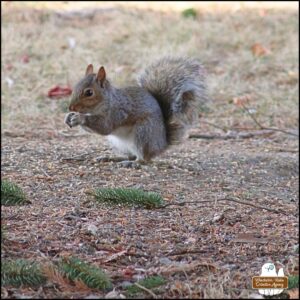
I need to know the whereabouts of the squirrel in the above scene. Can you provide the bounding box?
[64,57,208,164]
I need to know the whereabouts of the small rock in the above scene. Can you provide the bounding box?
[248,293,264,299]
[87,224,98,236]
[159,257,173,265]
[223,263,237,270]
[212,214,223,223]
[105,290,125,299]
[184,237,197,244]
[105,291,118,299]
[84,294,103,299]
[120,281,132,288]
[5,77,14,88]
[293,244,299,253]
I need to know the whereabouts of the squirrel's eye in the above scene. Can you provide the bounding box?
[84,89,93,97]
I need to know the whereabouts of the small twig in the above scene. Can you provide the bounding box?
[241,103,264,129]
[133,282,157,299]
[264,147,299,153]
[260,126,299,136]
[159,198,289,215]
[40,168,51,177]
[159,200,213,208]
[189,134,224,139]
[201,119,277,133]
[166,249,208,256]
[241,103,298,137]
[219,197,288,214]
[61,157,86,161]
[85,190,290,215]
[103,245,132,263]
[201,120,228,132]
[127,252,150,258]
[189,130,275,140]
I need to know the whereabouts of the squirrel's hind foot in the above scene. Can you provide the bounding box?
[95,155,137,163]
[117,160,141,169]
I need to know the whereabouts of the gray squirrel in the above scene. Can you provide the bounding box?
[64,57,208,164]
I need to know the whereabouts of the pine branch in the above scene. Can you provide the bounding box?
[1,180,30,206]
[1,258,111,290]
[288,275,299,290]
[58,257,112,290]
[189,130,275,140]
[89,188,165,209]
[159,198,289,215]
[1,259,47,287]
[42,263,94,292]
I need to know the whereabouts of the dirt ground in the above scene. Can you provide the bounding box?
[1,2,299,299]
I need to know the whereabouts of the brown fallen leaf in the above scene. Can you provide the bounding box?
[251,43,271,57]
[48,85,72,98]
[232,94,252,107]
[122,266,135,279]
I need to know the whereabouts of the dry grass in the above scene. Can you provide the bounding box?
[1,1,299,299]
[2,1,298,131]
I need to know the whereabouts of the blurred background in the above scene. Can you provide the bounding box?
[1,1,299,133]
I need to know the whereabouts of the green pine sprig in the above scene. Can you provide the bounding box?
[288,275,299,289]
[1,259,47,287]
[126,275,166,296]
[91,188,165,209]
[1,180,29,206]
[58,257,112,290]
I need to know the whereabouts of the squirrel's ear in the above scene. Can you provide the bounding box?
[85,64,94,76]
[97,66,106,88]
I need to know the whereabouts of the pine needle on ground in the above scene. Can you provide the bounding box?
[1,180,30,206]
[1,259,47,287]
[91,188,165,209]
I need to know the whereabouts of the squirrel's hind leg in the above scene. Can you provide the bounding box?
[95,154,142,169]
[134,118,167,161]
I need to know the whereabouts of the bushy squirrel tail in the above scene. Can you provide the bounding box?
[137,56,209,145]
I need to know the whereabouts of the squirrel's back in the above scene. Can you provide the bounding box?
[137,57,208,145]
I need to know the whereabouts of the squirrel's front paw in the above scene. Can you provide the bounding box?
[64,112,84,128]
